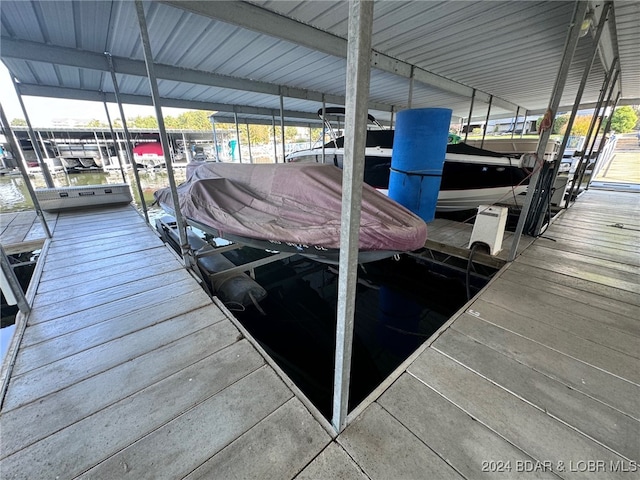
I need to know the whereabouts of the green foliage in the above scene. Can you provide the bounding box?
[610,106,638,133]
[86,119,108,127]
[10,118,27,126]
[553,114,569,135]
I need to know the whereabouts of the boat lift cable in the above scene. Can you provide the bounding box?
[466,242,488,301]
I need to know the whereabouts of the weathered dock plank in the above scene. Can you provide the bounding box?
[183,398,331,480]
[408,349,632,479]
[339,402,464,480]
[1,325,252,459]
[296,443,369,480]
[378,373,557,479]
[450,312,640,420]
[433,329,640,460]
[77,367,293,480]
[481,277,640,356]
[1,341,269,479]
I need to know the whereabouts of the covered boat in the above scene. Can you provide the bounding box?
[154,162,428,263]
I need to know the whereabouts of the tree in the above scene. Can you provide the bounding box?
[569,115,592,136]
[553,114,569,135]
[10,118,27,126]
[86,119,108,127]
[610,106,638,133]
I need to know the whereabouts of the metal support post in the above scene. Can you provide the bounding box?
[565,58,618,207]
[10,76,54,187]
[135,0,191,264]
[575,66,619,192]
[511,107,520,139]
[0,103,52,239]
[531,1,611,235]
[407,65,414,108]
[508,0,589,261]
[588,91,620,188]
[332,0,374,434]
[210,115,220,162]
[271,114,278,163]
[279,93,286,163]
[321,97,326,163]
[233,110,242,163]
[480,95,493,148]
[520,111,529,138]
[464,89,476,142]
[105,53,149,223]
[245,121,253,163]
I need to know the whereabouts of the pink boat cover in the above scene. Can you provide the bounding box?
[133,142,163,155]
[154,162,427,252]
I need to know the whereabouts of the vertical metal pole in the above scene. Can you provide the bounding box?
[10,77,54,187]
[102,96,126,182]
[588,91,620,188]
[390,106,395,129]
[321,97,326,163]
[271,114,278,163]
[511,107,520,139]
[233,111,242,163]
[521,111,529,138]
[509,0,588,261]
[332,0,374,433]
[37,132,50,160]
[407,66,414,109]
[565,58,618,207]
[538,1,610,211]
[464,89,476,142]
[0,102,52,239]
[480,95,493,148]
[245,121,253,163]
[135,0,191,259]
[575,66,619,192]
[105,53,149,223]
[182,132,191,162]
[209,115,220,162]
[279,93,286,162]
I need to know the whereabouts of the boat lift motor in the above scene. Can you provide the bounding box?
[469,205,509,256]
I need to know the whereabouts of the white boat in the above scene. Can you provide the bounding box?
[286,108,533,212]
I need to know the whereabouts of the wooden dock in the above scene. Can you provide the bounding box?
[0,210,58,255]
[1,188,638,478]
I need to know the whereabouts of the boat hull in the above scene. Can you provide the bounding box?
[287,145,530,212]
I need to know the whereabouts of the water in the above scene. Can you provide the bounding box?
[233,254,474,419]
[0,168,187,214]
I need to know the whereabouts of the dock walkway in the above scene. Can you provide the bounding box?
[1,189,638,478]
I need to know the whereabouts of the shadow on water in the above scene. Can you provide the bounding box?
[233,253,475,420]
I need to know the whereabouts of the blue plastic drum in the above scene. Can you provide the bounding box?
[388,108,452,222]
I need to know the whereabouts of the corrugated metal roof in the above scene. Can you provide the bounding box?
[0,1,638,125]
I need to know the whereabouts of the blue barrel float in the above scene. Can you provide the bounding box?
[388,108,452,222]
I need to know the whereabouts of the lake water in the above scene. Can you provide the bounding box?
[0,168,187,214]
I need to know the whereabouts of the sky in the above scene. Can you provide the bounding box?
[0,62,190,128]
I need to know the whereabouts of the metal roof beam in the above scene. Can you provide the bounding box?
[0,37,388,112]
[162,0,519,112]
[14,83,324,122]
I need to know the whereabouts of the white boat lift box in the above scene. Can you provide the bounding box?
[34,184,132,212]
